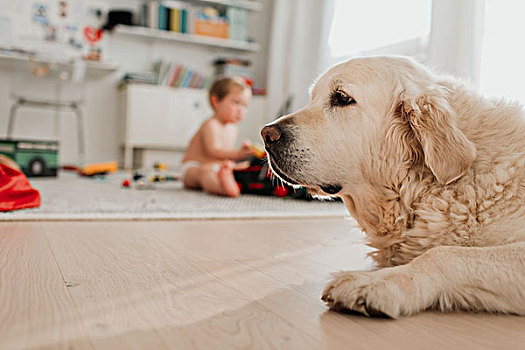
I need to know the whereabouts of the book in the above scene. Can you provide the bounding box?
[181,7,187,33]
[158,4,169,30]
[188,72,199,88]
[154,60,170,84]
[167,64,182,86]
[148,1,159,28]
[170,8,180,32]
[181,70,193,87]
[152,59,210,89]
[187,6,199,34]
[174,66,187,87]
[163,0,189,32]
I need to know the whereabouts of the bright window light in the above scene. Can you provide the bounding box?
[480,0,525,102]
[328,0,432,58]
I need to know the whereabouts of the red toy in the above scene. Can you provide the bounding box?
[0,163,41,212]
[233,156,310,199]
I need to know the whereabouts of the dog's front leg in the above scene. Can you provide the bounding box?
[322,242,525,318]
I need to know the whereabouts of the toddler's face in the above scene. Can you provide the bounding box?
[214,87,251,124]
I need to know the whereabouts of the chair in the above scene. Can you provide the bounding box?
[6,57,86,164]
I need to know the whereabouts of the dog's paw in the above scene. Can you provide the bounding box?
[321,270,419,318]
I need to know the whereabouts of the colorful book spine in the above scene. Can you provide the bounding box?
[188,72,199,88]
[167,64,182,86]
[160,62,172,85]
[158,4,169,30]
[170,8,180,32]
[180,7,187,33]
[174,67,187,87]
[148,2,158,28]
[153,59,211,89]
[181,71,193,87]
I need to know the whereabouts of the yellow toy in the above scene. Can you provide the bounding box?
[249,144,266,159]
[81,161,118,176]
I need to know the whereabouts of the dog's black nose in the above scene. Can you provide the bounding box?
[261,125,281,145]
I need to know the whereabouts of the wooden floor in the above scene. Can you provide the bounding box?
[1,218,524,349]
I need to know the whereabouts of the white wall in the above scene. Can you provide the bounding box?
[0,0,272,165]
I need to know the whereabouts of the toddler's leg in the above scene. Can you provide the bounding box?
[217,161,241,197]
[200,162,240,197]
[182,166,202,189]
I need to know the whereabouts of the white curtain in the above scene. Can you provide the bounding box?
[265,0,334,123]
[427,0,485,85]
[479,0,525,102]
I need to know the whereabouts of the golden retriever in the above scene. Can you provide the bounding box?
[261,56,525,318]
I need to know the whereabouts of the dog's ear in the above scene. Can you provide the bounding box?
[398,85,476,185]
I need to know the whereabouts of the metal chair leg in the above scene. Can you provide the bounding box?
[73,104,85,165]
[7,98,86,166]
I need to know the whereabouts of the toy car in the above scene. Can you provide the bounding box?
[0,139,58,177]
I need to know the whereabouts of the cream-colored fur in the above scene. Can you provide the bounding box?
[262,56,525,318]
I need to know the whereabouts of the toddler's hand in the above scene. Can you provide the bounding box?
[233,160,250,170]
[237,141,256,159]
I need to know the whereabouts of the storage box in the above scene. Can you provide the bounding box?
[194,19,228,39]
[0,139,59,177]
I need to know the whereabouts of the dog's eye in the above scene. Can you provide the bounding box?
[330,89,356,107]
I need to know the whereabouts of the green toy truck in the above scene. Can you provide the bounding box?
[0,139,58,177]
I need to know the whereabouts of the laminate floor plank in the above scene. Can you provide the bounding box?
[1,219,524,349]
[0,223,94,350]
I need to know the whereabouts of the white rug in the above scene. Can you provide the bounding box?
[0,171,348,221]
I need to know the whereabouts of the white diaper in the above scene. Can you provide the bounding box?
[181,161,200,180]
[181,161,220,180]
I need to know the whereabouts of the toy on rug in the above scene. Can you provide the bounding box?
[233,153,310,200]
[229,143,311,200]
[0,155,41,212]
[0,138,58,177]
[120,149,310,199]
[80,161,118,176]
[63,161,118,177]
[122,162,181,189]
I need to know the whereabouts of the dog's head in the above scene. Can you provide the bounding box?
[262,56,476,198]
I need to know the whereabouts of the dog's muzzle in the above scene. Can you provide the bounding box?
[261,124,299,185]
[262,124,343,195]
[261,125,282,145]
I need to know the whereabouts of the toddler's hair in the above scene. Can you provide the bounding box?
[209,76,250,107]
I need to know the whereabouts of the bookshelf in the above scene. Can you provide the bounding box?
[113,24,260,52]
[119,0,263,52]
[170,0,263,11]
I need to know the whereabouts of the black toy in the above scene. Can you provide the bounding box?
[233,156,310,200]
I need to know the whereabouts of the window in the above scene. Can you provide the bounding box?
[480,0,525,102]
[327,0,433,59]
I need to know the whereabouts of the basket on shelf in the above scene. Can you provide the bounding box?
[194,19,228,39]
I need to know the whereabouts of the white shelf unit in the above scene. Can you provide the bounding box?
[113,25,260,52]
[0,54,119,78]
[120,0,263,52]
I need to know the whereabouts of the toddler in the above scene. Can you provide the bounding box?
[181,76,255,197]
